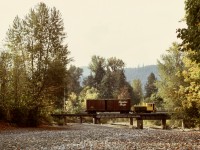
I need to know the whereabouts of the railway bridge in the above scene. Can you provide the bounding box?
[51,112,171,129]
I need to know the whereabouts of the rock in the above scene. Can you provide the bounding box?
[0,123,199,149]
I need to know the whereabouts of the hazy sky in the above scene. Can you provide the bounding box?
[0,0,186,67]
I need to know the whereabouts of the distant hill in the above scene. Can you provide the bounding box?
[80,66,91,77]
[125,65,158,88]
[80,65,158,88]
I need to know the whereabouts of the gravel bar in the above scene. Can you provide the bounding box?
[0,123,199,150]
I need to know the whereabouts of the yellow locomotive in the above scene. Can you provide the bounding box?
[132,102,156,113]
[86,99,156,113]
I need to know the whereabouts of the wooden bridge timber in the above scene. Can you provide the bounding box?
[52,112,171,129]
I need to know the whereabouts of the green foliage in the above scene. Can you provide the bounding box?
[178,56,200,127]
[149,93,164,110]
[177,0,200,63]
[83,55,133,99]
[0,2,71,126]
[117,84,133,101]
[79,86,100,111]
[157,42,185,111]
[144,73,157,99]
[132,79,143,104]
[89,56,106,89]
[99,71,113,98]
[65,92,81,114]
[157,41,200,127]
[67,65,83,95]
[0,52,12,120]
[176,0,200,127]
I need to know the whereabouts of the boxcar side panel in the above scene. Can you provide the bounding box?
[86,100,106,112]
[106,99,130,112]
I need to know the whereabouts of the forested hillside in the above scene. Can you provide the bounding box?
[125,65,158,87]
[81,65,158,88]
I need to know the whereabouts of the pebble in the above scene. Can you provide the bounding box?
[0,123,199,150]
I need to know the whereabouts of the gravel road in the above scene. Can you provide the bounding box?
[0,123,199,150]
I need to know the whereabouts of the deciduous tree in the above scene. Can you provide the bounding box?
[176,0,200,127]
[3,2,71,125]
[177,0,200,63]
[157,42,185,111]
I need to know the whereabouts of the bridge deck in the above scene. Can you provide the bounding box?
[51,112,171,129]
[52,112,170,120]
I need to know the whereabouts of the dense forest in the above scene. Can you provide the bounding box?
[0,1,200,128]
[81,65,158,90]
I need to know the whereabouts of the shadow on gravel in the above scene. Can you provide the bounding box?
[0,121,73,132]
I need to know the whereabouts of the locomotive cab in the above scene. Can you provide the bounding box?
[146,103,156,112]
[132,102,156,113]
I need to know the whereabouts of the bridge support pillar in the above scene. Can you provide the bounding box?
[93,117,98,124]
[137,118,143,129]
[79,117,83,124]
[97,118,101,124]
[161,119,167,129]
[130,117,133,125]
[64,116,67,125]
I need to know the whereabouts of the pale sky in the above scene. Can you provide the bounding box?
[0,0,186,67]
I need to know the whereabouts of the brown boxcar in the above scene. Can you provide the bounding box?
[86,99,106,113]
[106,99,131,113]
[86,99,131,113]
